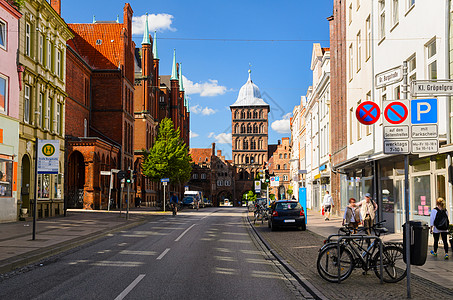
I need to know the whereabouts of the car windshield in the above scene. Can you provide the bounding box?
[276,202,301,210]
[183,197,194,202]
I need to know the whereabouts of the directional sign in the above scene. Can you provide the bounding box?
[384,101,409,125]
[356,101,381,125]
[375,66,403,89]
[161,178,170,183]
[411,80,453,97]
[411,98,437,124]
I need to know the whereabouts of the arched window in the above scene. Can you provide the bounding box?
[284,153,287,159]
[241,124,245,133]
[235,139,240,149]
[241,111,245,119]
[259,110,263,119]
[247,111,251,119]
[251,139,256,150]
[277,164,280,170]
[243,140,248,150]
[253,124,258,133]
[253,111,258,119]
[260,124,264,133]
[245,156,249,164]
[284,164,287,170]
[247,124,252,133]
[258,139,262,150]
[235,124,239,134]
[235,111,240,119]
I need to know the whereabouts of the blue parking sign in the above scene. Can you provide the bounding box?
[411,98,437,124]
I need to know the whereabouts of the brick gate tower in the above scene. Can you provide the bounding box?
[230,70,270,202]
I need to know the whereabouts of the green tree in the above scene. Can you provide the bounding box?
[287,186,293,197]
[142,118,192,185]
[269,193,276,201]
[242,190,257,202]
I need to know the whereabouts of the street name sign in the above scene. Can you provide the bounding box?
[411,80,453,97]
[161,178,170,182]
[376,66,403,89]
[100,171,111,176]
[37,139,60,174]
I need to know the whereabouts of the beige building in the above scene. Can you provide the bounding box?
[17,0,73,218]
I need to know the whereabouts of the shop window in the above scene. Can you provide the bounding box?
[435,155,446,169]
[380,164,393,177]
[38,174,51,199]
[412,175,431,217]
[0,75,7,114]
[0,157,13,197]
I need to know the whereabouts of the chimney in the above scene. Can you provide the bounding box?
[212,143,216,156]
[217,150,221,157]
[51,0,61,15]
[278,140,281,145]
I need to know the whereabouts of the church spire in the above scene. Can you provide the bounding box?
[152,31,159,59]
[248,63,252,82]
[142,13,150,45]
[171,49,177,80]
[179,63,184,92]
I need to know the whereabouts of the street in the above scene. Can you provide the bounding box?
[0,208,307,300]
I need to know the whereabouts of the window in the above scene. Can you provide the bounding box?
[284,153,287,159]
[349,44,353,80]
[56,102,61,134]
[426,39,437,80]
[349,107,354,144]
[357,0,360,10]
[225,180,231,186]
[408,54,416,84]
[192,173,198,179]
[283,175,288,181]
[0,20,6,50]
[39,34,44,64]
[37,174,51,198]
[279,154,282,159]
[394,86,401,100]
[0,158,13,197]
[46,98,51,130]
[56,50,62,78]
[392,0,399,26]
[217,180,223,186]
[84,118,88,137]
[0,75,7,114]
[25,23,30,56]
[349,3,353,24]
[277,164,280,170]
[366,16,371,60]
[47,40,52,70]
[407,0,415,10]
[159,95,164,102]
[379,0,386,40]
[24,85,30,123]
[356,31,361,71]
[38,93,43,127]
[357,100,362,140]
[283,164,287,170]
[201,173,206,179]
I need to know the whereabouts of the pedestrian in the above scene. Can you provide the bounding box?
[342,198,362,233]
[430,197,449,259]
[170,192,179,216]
[357,193,378,235]
[322,191,334,221]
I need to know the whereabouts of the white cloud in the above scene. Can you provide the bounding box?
[132,14,176,35]
[183,76,227,97]
[190,131,199,139]
[212,133,232,144]
[190,104,216,115]
[208,132,215,138]
[271,113,292,134]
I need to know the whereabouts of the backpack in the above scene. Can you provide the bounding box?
[433,208,449,230]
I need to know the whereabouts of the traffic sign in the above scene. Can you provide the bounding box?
[161,178,170,183]
[411,98,437,124]
[356,101,381,125]
[384,101,408,124]
[375,66,403,89]
[411,80,453,97]
[384,140,410,154]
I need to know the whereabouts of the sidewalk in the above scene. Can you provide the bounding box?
[0,208,171,274]
[306,210,452,289]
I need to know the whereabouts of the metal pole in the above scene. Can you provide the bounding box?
[163,184,166,212]
[402,60,411,299]
[32,139,39,240]
[120,181,124,216]
[108,172,113,211]
[126,181,130,220]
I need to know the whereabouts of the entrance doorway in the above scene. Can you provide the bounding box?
[20,155,31,211]
[67,151,85,208]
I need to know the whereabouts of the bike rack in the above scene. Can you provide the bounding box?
[336,235,384,284]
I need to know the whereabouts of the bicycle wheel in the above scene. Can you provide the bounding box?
[317,244,354,283]
[373,245,406,283]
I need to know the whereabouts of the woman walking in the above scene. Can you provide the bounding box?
[430,197,449,259]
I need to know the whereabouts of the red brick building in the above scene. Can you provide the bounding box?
[327,0,347,213]
[268,138,291,200]
[65,3,135,209]
[230,70,269,204]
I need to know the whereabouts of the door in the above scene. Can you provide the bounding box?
[394,179,405,233]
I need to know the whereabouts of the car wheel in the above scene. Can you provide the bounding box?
[268,220,271,228]
[270,221,277,231]
[299,223,306,231]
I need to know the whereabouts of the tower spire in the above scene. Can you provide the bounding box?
[171,49,178,80]
[248,63,252,82]
[142,13,150,45]
[179,63,184,92]
[152,31,159,59]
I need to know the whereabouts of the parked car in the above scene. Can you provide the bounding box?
[182,196,196,209]
[268,200,306,231]
[203,198,212,207]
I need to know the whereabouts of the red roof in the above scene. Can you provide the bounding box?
[190,148,212,164]
[69,23,125,69]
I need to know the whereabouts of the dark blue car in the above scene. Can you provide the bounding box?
[268,200,306,231]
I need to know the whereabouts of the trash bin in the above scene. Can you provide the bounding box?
[402,220,429,266]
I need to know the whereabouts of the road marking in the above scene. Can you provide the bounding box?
[114,274,145,300]
[175,224,196,241]
[156,248,171,260]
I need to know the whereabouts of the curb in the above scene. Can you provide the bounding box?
[0,217,148,274]
[246,215,328,300]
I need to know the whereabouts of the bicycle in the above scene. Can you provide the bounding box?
[254,203,268,224]
[317,221,406,283]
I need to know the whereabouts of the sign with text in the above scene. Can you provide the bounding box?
[376,66,403,89]
[411,80,453,97]
[270,176,280,187]
[254,180,261,193]
[37,139,60,174]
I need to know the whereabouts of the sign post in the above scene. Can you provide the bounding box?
[33,139,60,240]
[161,178,169,212]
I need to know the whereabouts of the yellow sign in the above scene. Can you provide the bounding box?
[42,144,55,157]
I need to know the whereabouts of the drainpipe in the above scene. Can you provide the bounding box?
[446,0,453,218]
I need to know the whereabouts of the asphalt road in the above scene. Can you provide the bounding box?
[0,208,308,300]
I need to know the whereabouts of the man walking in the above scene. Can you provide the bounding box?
[322,191,334,221]
[358,193,377,234]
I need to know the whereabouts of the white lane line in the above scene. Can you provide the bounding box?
[114,274,145,300]
[156,248,171,260]
[175,224,196,242]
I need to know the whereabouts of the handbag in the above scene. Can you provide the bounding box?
[322,207,325,215]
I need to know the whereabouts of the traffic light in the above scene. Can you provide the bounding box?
[117,170,126,180]
[126,169,132,183]
[265,170,270,183]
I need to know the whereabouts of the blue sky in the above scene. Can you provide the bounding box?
[62,0,332,160]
